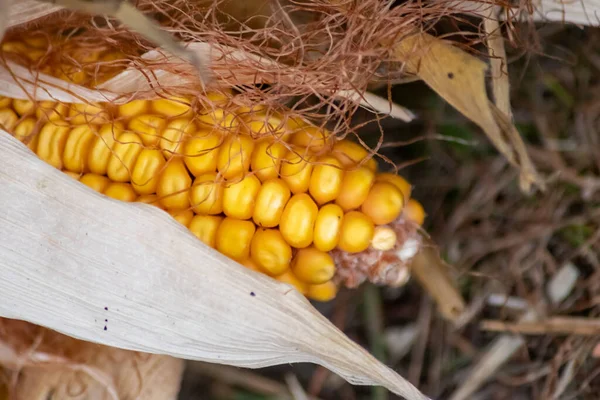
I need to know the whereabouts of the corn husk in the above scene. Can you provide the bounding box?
[0,130,427,400]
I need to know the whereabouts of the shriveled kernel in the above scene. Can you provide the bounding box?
[252,178,291,228]
[361,182,404,225]
[376,173,412,203]
[136,194,162,208]
[88,123,123,175]
[36,121,70,169]
[168,209,194,227]
[250,228,292,276]
[190,172,223,215]
[13,118,38,149]
[371,226,397,251]
[131,149,166,195]
[291,126,331,151]
[157,158,192,210]
[338,211,375,253]
[276,270,308,295]
[0,108,18,131]
[279,193,318,248]
[161,119,196,158]
[309,156,344,205]
[404,198,426,226]
[307,281,338,302]
[107,132,144,182]
[280,151,314,194]
[36,101,68,122]
[104,182,137,202]
[183,131,222,176]
[215,217,256,261]
[217,134,255,179]
[80,173,110,193]
[313,203,344,252]
[117,99,149,119]
[128,114,166,147]
[251,140,287,182]
[152,97,191,117]
[291,246,336,284]
[189,215,223,247]
[335,167,375,211]
[333,140,377,171]
[13,99,35,116]
[69,103,110,125]
[223,174,261,220]
[62,124,96,173]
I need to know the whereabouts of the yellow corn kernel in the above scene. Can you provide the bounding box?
[198,109,238,131]
[0,96,11,108]
[117,99,149,119]
[335,166,375,211]
[0,108,18,131]
[13,99,35,116]
[104,182,137,202]
[404,198,426,226]
[24,36,49,49]
[361,182,404,225]
[80,173,110,193]
[338,211,375,253]
[222,174,261,220]
[217,134,255,179]
[183,131,222,176]
[107,132,144,182]
[280,150,314,194]
[279,193,318,248]
[252,178,291,228]
[309,156,344,205]
[189,215,223,248]
[131,149,166,195]
[13,117,38,149]
[333,140,377,171]
[291,126,331,151]
[63,171,81,180]
[244,114,287,139]
[35,121,70,169]
[205,90,231,105]
[190,172,224,215]
[275,270,309,294]
[313,203,344,252]
[251,140,287,182]
[1,41,29,55]
[136,194,163,208]
[291,246,335,284]
[88,123,123,175]
[151,97,192,117]
[168,209,194,227]
[161,118,196,158]
[250,228,292,276]
[240,258,264,273]
[215,217,256,261]
[157,158,192,210]
[128,114,166,147]
[62,124,96,173]
[376,173,412,203]
[307,281,338,302]
[36,101,68,122]
[371,226,397,251]
[69,102,110,125]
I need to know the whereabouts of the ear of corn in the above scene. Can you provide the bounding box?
[0,85,425,302]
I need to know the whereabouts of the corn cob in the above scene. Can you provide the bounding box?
[0,43,426,303]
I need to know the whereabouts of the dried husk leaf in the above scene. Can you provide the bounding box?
[0,131,428,400]
[7,0,63,29]
[393,32,543,193]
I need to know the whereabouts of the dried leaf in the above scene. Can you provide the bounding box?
[7,0,63,29]
[394,33,543,193]
[483,8,512,119]
[0,132,428,400]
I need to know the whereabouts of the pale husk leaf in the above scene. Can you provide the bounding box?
[0,131,427,400]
